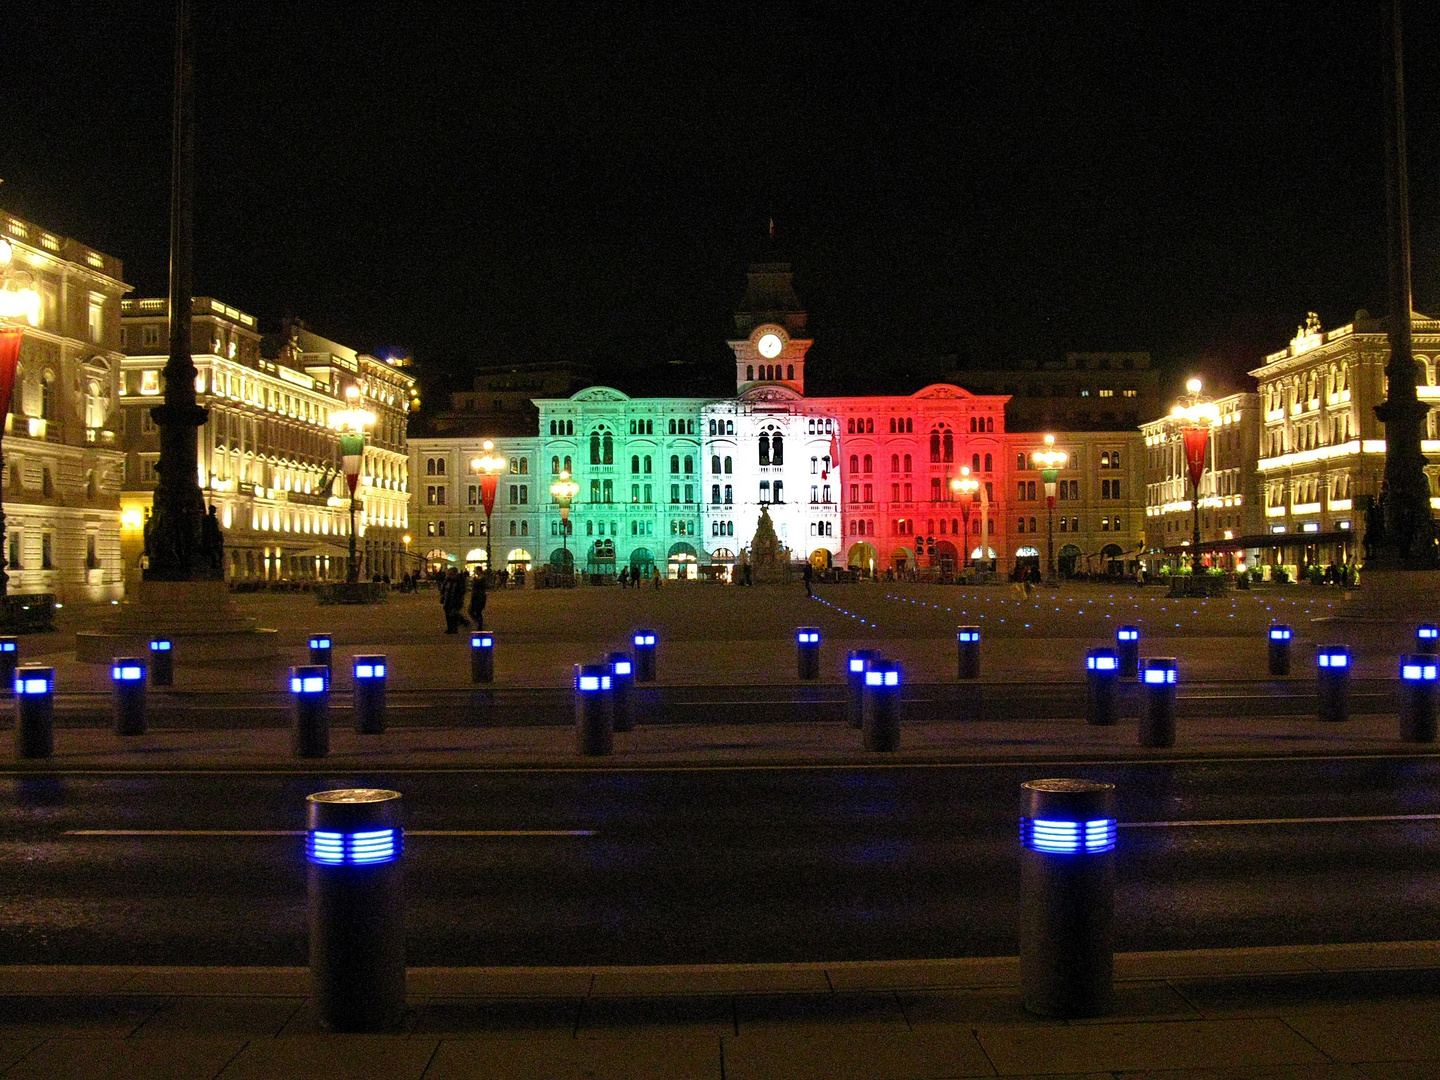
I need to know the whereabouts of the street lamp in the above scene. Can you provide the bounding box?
[1171,378,1220,572]
[0,239,41,599]
[950,467,979,571]
[330,385,376,583]
[1031,434,1068,584]
[550,469,580,573]
[470,440,505,575]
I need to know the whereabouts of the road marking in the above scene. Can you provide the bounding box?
[1121,814,1440,829]
[64,829,595,838]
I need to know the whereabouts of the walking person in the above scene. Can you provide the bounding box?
[468,569,488,631]
[441,568,465,634]
[802,561,813,597]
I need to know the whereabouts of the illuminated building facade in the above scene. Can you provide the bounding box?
[0,211,128,601]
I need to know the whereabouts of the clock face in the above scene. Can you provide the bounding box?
[757,333,782,359]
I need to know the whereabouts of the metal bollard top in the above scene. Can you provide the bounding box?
[306,789,404,864]
[1400,655,1439,681]
[1418,625,1439,642]
[14,666,53,695]
[352,655,387,680]
[1141,657,1177,684]
[957,626,980,642]
[149,638,173,652]
[847,648,880,675]
[111,657,147,682]
[471,633,493,649]
[0,638,18,653]
[607,651,633,677]
[632,629,656,647]
[796,627,821,645]
[1269,625,1293,641]
[308,635,333,650]
[1085,648,1119,672]
[1021,777,1116,826]
[575,662,612,692]
[864,658,901,687]
[1316,645,1350,669]
[289,665,329,694]
[1117,626,1139,642]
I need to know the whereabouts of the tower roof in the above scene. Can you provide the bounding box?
[734,262,808,337]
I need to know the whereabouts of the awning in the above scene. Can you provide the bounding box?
[1161,530,1353,555]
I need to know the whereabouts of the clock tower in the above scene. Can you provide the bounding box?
[729,261,812,396]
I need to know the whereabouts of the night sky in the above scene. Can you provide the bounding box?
[3,3,1438,400]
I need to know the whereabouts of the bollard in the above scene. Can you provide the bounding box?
[470,632,494,684]
[0,638,17,698]
[1084,649,1120,727]
[574,662,613,755]
[1398,655,1438,743]
[862,659,902,752]
[111,657,148,736]
[290,665,331,757]
[1019,778,1117,1018]
[1268,625,1293,676]
[1417,625,1439,657]
[1138,658,1177,748]
[149,637,174,687]
[307,788,405,1032]
[846,648,881,729]
[956,626,981,680]
[608,651,635,732]
[13,666,54,759]
[352,655,387,735]
[796,627,821,681]
[632,629,657,683]
[309,635,333,676]
[1116,626,1140,680]
[1316,645,1351,723]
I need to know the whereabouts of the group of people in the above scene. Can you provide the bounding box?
[616,566,662,589]
[437,567,487,634]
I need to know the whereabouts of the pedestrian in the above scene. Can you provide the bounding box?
[619,566,629,589]
[468,569,487,631]
[802,561,813,597]
[653,567,662,590]
[441,568,466,634]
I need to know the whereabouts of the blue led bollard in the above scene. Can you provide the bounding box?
[1116,626,1140,679]
[796,627,821,681]
[0,637,18,698]
[13,666,54,759]
[1268,625,1293,676]
[1316,645,1351,723]
[846,648,881,729]
[309,635,334,676]
[862,659,902,752]
[1417,625,1439,657]
[1019,778,1117,1018]
[111,656,148,736]
[957,626,981,680]
[1138,658,1177,748]
[575,661,614,755]
[608,651,635,732]
[470,632,494,684]
[149,637,174,687]
[352,655,387,735]
[306,788,405,1032]
[1398,654,1438,743]
[1084,648,1120,727]
[632,629,657,683]
[290,664,331,757]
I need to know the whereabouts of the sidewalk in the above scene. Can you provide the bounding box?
[0,942,1436,1077]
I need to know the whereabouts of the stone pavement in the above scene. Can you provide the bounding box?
[0,942,1436,1077]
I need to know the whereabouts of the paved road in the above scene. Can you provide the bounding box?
[2,756,1438,966]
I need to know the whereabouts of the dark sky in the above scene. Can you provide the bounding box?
[3,2,1438,400]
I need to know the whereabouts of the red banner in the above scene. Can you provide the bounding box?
[480,473,498,518]
[1182,426,1210,489]
[0,329,22,420]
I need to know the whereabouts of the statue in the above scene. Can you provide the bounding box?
[200,504,224,572]
[748,506,790,583]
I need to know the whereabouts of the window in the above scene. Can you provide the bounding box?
[88,300,104,344]
[811,484,819,503]
[712,455,722,474]
[684,455,693,474]
[468,521,476,536]
[590,432,601,464]
[1017,453,1027,471]
[552,456,560,475]
[759,435,770,466]
[724,456,732,474]
[772,434,783,465]
[509,521,517,536]
[724,484,732,503]
[509,484,518,505]
[602,480,612,503]
[903,483,913,501]
[670,455,680,474]
[985,453,992,472]
[760,481,770,503]
[643,483,652,502]
[774,481,784,502]
[519,457,529,474]
[863,454,872,473]
[632,455,640,474]
[863,483,873,502]
[684,484,693,503]
[142,324,161,347]
[644,455,653,474]
[427,521,436,537]
[903,454,911,473]
[747,365,754,381]
[7,531,18,570]
[590,479,601,502]
[931,478,942,501]
[671,484,680,504]
[712,484,721,503]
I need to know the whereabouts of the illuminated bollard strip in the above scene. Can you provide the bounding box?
[1084,648,1120,727]
[352,654,387,735]
[13,666,54,759]
[1138,658,1177,748]
[862,659,902,752]
[111,656,148,736]
[470,633,494,684]
[846,648,881,729]
[306,788,405,1032]
[632,629,657,683]
[608,651,635,732]
[1316,645,1351,723]
[1115,626,1140,680]
[956,626,981,681]
[1268,625,1293,676]
[1019,778,1116,1018]
[1398,654,1438,743]
[309,635,333,676]
[0,637,18,698]
[574,661,614,756]
[290,664,331,758]
[149,637,174,687]
[796,627,821,681]
[1417,624,1439,657]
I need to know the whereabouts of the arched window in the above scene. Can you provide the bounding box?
[426,459,435,476]
[890,454,899,472]
[772,434,783,465]
[632,455,640,474]
[863,454,873,473]
[644,455,652,474]
[984,453,993,471]
[759,435,771,466]
[970,417,977,432]
[903,454,912,472]
[550,420,557,435]
[747,365,754,381]
[724,484,733,503]
[551,456,560,475]
[564,455,572,472]
[711,455,721,473]
[972,453,980,471]
[602,433,613,464]
[774,480,784,502]
[566,420,574,435]
[943,432,953,462]
[519,458,528,474]
[670,454,679,474]
[787,364,794,380]
[849,455,859,473]
[929,432,941,462]
[847,419,855,434]
[589,432,601,465]
[683,455,693,474]
[724,456,732,474]
[760,480,770,502]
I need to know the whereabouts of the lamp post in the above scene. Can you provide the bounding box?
[1032,435,1068,584]
[550,470,579,573]
[0,239,41,600]
[950,467,979,571]
[470,440,505,575]
[330,385,375,583]
[1171,378,1219,573]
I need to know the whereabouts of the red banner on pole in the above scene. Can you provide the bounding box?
[480,473,498,518]
[1182,427,1210,489]
[0,329,22,420]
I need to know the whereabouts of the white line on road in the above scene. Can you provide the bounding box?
[64,829,595,838]
[1120,814,1440,828]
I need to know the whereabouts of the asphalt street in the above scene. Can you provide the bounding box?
[2,757,1438,966]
